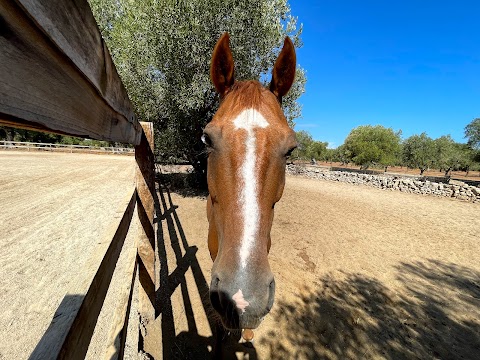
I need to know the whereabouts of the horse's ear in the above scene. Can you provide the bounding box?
[269,37,296,102]
[211,33,235,97]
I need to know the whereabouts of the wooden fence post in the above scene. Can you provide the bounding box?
[135,122,158,356]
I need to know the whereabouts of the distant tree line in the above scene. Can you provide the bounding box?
[291,118,480,176]
[290,130,329,164]
[3,118,479,177]
[0,126,124,148]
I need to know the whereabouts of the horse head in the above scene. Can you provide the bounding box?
[204,33,297,330]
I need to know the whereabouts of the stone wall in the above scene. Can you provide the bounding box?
[286,165,480,203]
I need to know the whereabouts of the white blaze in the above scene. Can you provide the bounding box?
[233,109,269,267]
[232,289,250,313]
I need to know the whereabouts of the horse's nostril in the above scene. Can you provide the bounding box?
[209,290,222,314]
[211,275,220,290]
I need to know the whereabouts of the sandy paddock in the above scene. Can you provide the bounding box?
[0,151,138,360]
[1,151,479,359]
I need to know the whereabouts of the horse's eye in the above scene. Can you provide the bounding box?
[285,146,297,157]
[201,133,213,148]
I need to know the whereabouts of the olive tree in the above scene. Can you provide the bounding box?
[343,125,402,170]
[433,135,469,176]
[88,0,306,181]
[402,133,436,175]
[291,130,313,160]
[306,141,328,161]
[465,118,480,150]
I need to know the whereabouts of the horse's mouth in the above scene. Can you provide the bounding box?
[217,303,268,330]
[220,314,264,331]
[210,289,271,330]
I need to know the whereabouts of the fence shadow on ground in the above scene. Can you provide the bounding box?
[259,259,480,359]
[154,177,257,359]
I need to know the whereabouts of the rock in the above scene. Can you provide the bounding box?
[286,165,479,203]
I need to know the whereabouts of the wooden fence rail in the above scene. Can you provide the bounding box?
[1,0,156,358]
[30,190,137,360]
[0,140,135,154]
[0,0,141,144]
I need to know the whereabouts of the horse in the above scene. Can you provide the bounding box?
[203,32,297,332]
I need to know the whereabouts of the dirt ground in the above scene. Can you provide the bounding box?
[155,171,480,359]
[1,151,479,359]
[0,151,139,360]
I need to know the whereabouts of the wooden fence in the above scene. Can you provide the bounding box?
[1,0,157,358]
[0,140,135,154]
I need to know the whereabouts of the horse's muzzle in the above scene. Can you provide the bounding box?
[209,273,275,330]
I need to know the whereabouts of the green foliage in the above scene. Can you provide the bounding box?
[333,145,353,165]
[470,150,480,172]
[0,127,113,147]
[454,144,479,174]
[465,118,480,150]
[402,133,436,175]
[8,128,62,143]
[323,148,336,162]
[60,136,113,147]
[433,135,467,175]
[306,140,328,161]
[289,130,327,161]
[291,130,312,159]
[88,0,306,171]
[0,127,8,140]
[60,136,83,145]
[343,125,402,169]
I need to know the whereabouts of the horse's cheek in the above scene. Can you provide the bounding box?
[207,195,213,222]
[208,214,219,261]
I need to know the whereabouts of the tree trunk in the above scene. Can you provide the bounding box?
[189,155,208,190]
[6,128,15,141]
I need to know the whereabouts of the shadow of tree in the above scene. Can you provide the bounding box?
[156,171,208,198]
[260,260,480,359]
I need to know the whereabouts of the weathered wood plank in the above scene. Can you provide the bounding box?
[16,0,135,125]
[135,122,158,356]
[0,0,141,144]
[104,248,138,360]
[30,189,137,360]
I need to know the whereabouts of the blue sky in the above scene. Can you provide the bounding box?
[289,0,480,148]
